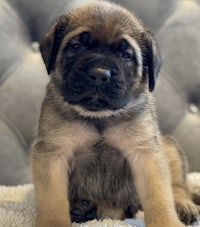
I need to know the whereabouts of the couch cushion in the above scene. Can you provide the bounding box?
[113,0,180,32]
[0,121,30,185]
[155,0,200,171]
[8,0,98,41]
[0,48,48,184]
[0,0,30,84]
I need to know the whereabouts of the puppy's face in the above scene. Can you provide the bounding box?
[61,32,138,112]
[40,2,161,116]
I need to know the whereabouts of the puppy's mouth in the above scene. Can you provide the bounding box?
[62,60,129,112]
[62,81,128,112]
[65,87,117,111]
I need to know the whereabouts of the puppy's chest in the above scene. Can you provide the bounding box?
[69,140,137,207]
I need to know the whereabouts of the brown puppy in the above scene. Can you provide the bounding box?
[32,2,199,227]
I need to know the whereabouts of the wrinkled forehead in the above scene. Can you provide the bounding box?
[64,2,145,45]
[59,3,145,77]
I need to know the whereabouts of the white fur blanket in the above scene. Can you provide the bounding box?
[0,173,200,227]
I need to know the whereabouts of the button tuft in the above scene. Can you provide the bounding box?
[189,103,199,114]
[31,41,39,52]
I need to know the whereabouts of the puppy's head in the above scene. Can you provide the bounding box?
[40,2,161,117]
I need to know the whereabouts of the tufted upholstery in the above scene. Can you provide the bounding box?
[0,0,199,185]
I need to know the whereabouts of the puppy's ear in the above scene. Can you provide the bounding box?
[142,32,162,92]
[40,15,69,75]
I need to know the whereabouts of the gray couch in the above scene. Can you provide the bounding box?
[0,0,200,185]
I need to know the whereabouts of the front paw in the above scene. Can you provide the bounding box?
[175,199,200,225]
[70,199,97,223]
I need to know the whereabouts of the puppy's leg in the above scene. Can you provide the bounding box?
[162,137,200,224]
[32,146,71,227]
[125,144,184,227]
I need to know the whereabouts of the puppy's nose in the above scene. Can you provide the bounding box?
[88,67,111,85]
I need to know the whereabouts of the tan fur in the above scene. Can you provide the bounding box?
[32,95,99,227]
[104,100,183,226]
[32,152,71,227]
[162,137,200,224]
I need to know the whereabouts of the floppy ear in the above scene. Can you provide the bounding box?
[40,15,69,75]
[142,32,162,92]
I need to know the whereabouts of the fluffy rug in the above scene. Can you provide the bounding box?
[0,173,200,227]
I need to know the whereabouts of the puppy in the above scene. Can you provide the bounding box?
[32,2,200,227]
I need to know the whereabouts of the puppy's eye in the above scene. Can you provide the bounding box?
[70,43,83,51]
[121,51,132,60]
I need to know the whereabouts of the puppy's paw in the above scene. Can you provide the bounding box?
[175,199,200,224]
[70,199,97,223]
